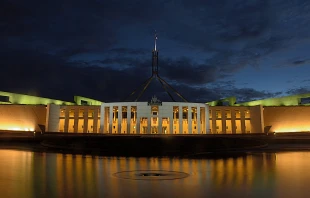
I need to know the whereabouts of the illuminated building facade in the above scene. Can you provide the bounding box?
[1,90,310,134]
[2,33,310,134]
[100,100,208,134]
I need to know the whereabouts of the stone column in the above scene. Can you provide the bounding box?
[241,110,246,133]
[136,116,140,134]
[212,109,216,134]
[188,105,192,134]
[74,108,79,133]
[64,107,69,133]
[109,106,113,134]
[127,106,131,134]
[179,106,183,134]
[197,106,201,134]
[118,106,122,134]
[221,109,226,134]
[205,106,209,134]
[94,108,99,133]
[201,107,206,134]
[83,108,88,133]
[169,116,173,134]
[231,109,236,134]
[147,117,151,134]
[158,117,162,134]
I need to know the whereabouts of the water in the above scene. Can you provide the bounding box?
[0,150,309,198]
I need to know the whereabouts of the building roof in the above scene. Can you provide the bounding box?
[0,91,102,106]
[207,93,310,107]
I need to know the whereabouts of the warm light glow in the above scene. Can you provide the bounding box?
[9,127,22,131]
[0,125,35,132]
[273,127,310,133]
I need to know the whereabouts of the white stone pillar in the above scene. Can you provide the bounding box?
[197,106,201,134]
[158,117,162,134]
[64,108,69,133]
[109,106,113,134]
[127,106,131,134]
[74,108,79,133]
[93,108,99,133]
[179,106,183,134]
[205,106,209,134]
[118,105,122,134]
[221,109,226,134]
[100,105,104,133]
[169,116,173,134]
[83,108,88,133]
[136,117,140,134]
[188,105,192,134]
[45,104,60,132]
[241,110,246,133]
[147,117,151,134]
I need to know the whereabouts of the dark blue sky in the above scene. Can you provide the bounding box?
[1,0,310,102]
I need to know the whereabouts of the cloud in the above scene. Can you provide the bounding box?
[286,87,310,95]
[107,48,148,56]
[0,48,279,103]
[1,0,310,104]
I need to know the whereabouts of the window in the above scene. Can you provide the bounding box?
[69,109,74,117]
[0,95,9,102]
[81,100,88,105]
[88,109,94,117]
[245,110,250,118]
[235,110,241,118]
[79,109,84,117]
[216,110,221,119]
[60,109,65,117]
[225,110,231,118]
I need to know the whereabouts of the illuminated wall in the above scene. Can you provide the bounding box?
[74,96,103,106]
[56,105,101,133]
[234,93,310,107]
[46,104,61,132]
[0,105,46,131]
[209,105,263,133]
[0,91,74,105]
[264,106,310,132]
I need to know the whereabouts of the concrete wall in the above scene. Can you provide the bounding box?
[264,106,310,132]
[0,104,46,132]
[209,105,263,133]
[46,104,60,132]
[249,105,264,133]
[59,105,101,133]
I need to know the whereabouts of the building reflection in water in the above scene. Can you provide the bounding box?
[3,149,308,198]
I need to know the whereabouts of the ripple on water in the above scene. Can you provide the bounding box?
[113,170,189,180]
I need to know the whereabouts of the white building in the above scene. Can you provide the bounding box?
[100,97,209,134]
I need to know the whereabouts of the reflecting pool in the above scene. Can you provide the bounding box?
[0,150,309,198]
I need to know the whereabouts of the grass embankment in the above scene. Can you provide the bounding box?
[40,135,267,157]
[0,132,268,157]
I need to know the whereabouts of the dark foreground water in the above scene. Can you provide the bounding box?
[0,150,309,198]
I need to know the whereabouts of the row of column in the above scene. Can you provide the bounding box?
[63,108,100,133]
[100,105,208,134]
[210,109,248,134]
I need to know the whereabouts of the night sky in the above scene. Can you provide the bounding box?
[1,0,310,103]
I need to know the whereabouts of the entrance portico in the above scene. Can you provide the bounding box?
[100,99,209,134]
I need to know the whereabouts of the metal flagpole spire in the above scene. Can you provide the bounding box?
[154,30,157,51]
[124,31,188,102]
[152,30,159,76]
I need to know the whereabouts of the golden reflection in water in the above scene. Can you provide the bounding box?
[0,150,284,198]
[274,152,310,198]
